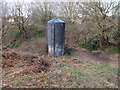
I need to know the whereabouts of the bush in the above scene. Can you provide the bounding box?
[81,43,96,51]
[77,39,99,51]
[64,44,73,55]
[2,28,20,46]
[36,30,45,37]
[26,25,38,31]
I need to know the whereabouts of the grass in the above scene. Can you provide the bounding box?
[92,64,117,70]
[4,60,118,88]
[6,45,19,49]
[77,63,118,88]
[93,64,118,78]
[108,48,120,54]
[42,83,49,88]
[84,63,118,75]
[98,64,117,70]
[63,63,71,67]
[56,60,118,88]
[3,47,118,88]
[11,82,27,87]
[64,68,85,77]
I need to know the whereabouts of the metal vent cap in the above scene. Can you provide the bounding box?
[48,18,64,23]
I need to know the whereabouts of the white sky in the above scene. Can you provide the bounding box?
[4,0,118,16]
[4,0,119,2]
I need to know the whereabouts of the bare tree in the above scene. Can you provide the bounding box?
[31,2,55,25]
[59,2,80,22]
[13,2,32,34]
[1,2,9,38]
[79,0,118,48]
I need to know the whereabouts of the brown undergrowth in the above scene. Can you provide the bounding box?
[2,49,51,75]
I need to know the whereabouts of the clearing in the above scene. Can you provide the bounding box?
[2,47,119,88]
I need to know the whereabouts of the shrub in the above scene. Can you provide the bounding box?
[2,28,20,46]
[77,39,99,51]
[36,30,45,37]
[64,44,73,55]
[26,25,38,31]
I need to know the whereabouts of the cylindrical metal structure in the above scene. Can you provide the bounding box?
[47,19,65,57]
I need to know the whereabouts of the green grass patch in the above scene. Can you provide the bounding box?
[92,64,117,70]
[63,64,71,67]
[12,82,27,87]
[64,68,85,77]
[6,45,19,49]
[42,83,49,88]
[89,64,118,78]
[108,48,120,54]
[87,63,118,72]
[76,72,85,77]
[75,63,118,88]
[100,46,111,50]
[98,64,117,70]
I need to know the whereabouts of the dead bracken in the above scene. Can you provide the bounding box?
[2,49,51,74]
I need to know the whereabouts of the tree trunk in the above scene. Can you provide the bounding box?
[99,31,106,49]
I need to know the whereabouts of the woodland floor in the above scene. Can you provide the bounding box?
[2,45,119,88]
